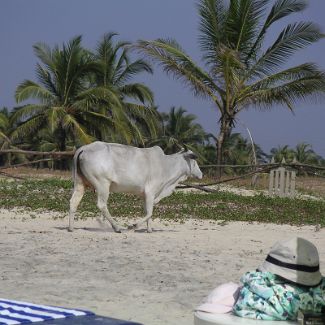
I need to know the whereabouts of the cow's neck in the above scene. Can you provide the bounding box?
[153,154,189,203]
[166,153,189,180]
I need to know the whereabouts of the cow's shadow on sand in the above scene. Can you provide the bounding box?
[54,226,177,233]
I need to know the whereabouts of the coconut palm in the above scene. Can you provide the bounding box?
[270,145,295,162]
[91,33,158,146]
[12,36,109,157]
[223,133,252,165]
[137,0,325,177]
[152,107,207,154]
[0,107,12,166]
[0,107,10,148]
[221,132,267,173]
[293,143,318,164]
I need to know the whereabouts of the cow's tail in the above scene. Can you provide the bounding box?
[72,150,84,182]
[76,150,84,177]
[73,150,93,190]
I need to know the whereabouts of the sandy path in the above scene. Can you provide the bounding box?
[0,209,324,325]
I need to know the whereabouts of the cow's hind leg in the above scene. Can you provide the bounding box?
[96,184,121,233]
[69,180,85,232]
[130,194,154,233]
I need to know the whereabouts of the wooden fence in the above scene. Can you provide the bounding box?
[1,149,325,195]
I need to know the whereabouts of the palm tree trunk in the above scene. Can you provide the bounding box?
[57,129,67,170]
[216,115,233,179]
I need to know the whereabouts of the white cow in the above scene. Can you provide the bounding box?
[69,141,202,233]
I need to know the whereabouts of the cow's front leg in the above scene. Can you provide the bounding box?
[146,219,152,233]
[130,194,154,233]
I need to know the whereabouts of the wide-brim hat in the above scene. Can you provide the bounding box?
[258,237,322,286]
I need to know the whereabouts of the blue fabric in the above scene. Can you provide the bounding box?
[233,272,325,321]
[0,299,94,324]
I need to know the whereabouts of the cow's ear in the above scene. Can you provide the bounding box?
[184,152,197,160]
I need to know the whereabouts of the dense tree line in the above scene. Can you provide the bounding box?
[1,100,324,171]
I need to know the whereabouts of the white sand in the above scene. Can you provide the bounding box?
[0,208,324,325]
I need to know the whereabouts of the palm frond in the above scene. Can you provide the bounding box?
[33,42,56,73]
[75,86,122,111]
[265,0,307,27]
[119,83,154,104]
[0,131,10,143]
[226,0,268,54]
[46,106,66,132]
[246,0,307,61]
[10,104,48,124]
[96,32,119,60]
[114,59,153,86]
[238,72,325,110]
[0,112,9,130]
[10,114,45,140]
[96,33,130,86]
[15,80,55,103]
[35,63,58,97]
[62,114,93,145]
[123,102,160,139]
[197,0,226,64]
[137,39,223,104]
[249,22,323,77]
[241,63,323,94]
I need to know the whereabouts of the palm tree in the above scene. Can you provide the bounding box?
[270,145,295,162]
[0,107,10,148]
[0,107,12,166]
[223,133,253,165]
[293,142,318,164]
[91,33,158,146]
[137,0,325,177]
[221,132,267,173]
[152,107,207,154]
[12,36,108,158]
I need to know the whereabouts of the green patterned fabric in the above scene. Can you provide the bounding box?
[233,271,325,321]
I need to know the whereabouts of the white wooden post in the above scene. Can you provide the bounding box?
[269,157,296,198]
[269,157,275,195]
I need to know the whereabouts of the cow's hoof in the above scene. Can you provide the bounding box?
[128,224,141,231]
[113,227,122,233]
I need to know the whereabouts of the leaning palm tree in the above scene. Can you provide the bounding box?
[91,33,158,146]
[137,0,325,177]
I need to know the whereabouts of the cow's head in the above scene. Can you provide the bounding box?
[182,149,203,179]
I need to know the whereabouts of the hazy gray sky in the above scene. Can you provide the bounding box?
[1,0,324,155]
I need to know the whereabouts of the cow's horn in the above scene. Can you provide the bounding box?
[176,143,185,153]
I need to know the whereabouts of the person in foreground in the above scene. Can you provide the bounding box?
[196,237,325,321]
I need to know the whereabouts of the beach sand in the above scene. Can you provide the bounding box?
[0,208,324,325]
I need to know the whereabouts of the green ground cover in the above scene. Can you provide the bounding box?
[0,179,324,226]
